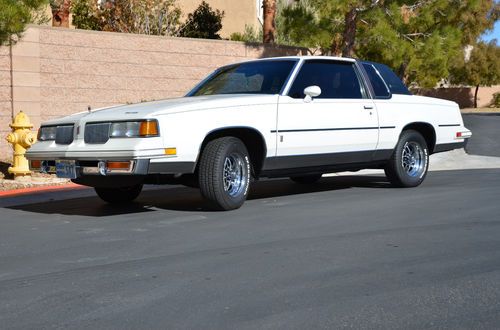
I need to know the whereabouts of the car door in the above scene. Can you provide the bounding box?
[274,59,378,168]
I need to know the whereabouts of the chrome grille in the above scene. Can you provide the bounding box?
[85,123,110,144]
[55,125,74,145]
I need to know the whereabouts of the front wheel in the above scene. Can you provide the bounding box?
[95,184,143,204]
[385,130,429,187]
[198,137,251,210]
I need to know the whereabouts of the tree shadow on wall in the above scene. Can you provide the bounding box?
[414,87,474,108]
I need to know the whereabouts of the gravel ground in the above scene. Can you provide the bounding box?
[461,107,500,113]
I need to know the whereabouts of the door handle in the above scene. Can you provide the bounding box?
[363,105,374,110]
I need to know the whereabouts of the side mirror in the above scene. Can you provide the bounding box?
[303,85,321,103]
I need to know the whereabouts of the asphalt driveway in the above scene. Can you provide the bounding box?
[1,169,500,329]
[463,114,500,157]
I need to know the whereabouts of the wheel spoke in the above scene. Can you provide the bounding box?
[401,141,425,177]
[222,153,248,197]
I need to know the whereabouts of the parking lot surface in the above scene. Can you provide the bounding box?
[1,169,500,329]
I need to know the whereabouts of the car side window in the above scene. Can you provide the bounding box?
[288,60,365,99]
[372,63,411,95]
[362,63,391,98]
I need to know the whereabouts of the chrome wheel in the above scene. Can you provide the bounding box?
[401,141,425,177]
[223,153,247,197]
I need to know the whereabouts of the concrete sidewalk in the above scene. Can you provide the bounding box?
[429,149,500,171]
[329,148,500,177]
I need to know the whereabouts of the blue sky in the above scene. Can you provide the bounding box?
[481,21,500,44]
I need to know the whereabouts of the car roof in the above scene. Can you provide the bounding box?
[247,56,356,63]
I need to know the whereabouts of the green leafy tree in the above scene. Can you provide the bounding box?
[71,0,101,30]
[180,1,224,39]
[71,0,182,36]
[0,0,49,45]
[101,0,182,36]
[450,41,500,108]
[230,24,261,42]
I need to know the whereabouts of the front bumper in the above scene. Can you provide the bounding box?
[29,159,195,178]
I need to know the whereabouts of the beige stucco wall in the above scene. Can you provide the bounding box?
[0,25,304,159]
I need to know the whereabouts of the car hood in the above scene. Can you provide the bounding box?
[42,94,279,126]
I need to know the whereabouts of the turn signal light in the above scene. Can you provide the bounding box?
[165,147,177,156]
[30,160,41,169]
[139,121,159,137]
[107,161,131,169]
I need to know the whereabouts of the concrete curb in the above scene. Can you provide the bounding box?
[0,183,87,198]
[1,150,499,198]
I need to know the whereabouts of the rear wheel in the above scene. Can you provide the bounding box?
[290,174,322,184]
[198,137,251,210]
[95,184,143,204]
[385,130,429,187]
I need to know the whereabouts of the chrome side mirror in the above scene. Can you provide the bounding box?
[303,85,321,103]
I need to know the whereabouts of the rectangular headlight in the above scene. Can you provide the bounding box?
[38,126,57,141]
[110,121,141,138]
[109,120,159,138]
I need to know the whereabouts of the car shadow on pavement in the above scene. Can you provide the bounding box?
[6,175,390,216]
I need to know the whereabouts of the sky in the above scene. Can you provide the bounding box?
[481,21,500,44]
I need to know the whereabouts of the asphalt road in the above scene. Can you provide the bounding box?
[463,114,500,157]
[1,169,500,329]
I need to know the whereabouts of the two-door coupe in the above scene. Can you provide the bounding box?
[26,56,471,210]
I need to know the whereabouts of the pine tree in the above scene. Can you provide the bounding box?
[280,0,499,88]
[0,0,48,45]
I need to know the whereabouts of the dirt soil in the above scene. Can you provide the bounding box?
[0,161,69,191]
[461,107,500,113]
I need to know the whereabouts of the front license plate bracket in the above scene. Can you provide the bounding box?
[55,160,77,179]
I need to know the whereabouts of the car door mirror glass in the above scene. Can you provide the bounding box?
[304,85,321,103]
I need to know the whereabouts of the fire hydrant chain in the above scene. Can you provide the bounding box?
[5,111,37,180]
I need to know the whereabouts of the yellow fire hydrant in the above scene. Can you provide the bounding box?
[5,111,37,180]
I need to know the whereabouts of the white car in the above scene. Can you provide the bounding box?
[26,56,471,210]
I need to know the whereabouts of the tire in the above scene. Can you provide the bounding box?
[290,174,322,184]
[385,130,429,187]
[95,184,143,204]
[198,137,251,210]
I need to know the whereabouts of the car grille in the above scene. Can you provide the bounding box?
[55,125,74,145]
[84,123,111,144]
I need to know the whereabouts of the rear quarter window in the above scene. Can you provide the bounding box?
[362,63,390,98]
[372,63,411,95]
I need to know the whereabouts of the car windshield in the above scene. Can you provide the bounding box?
[187,60,297,96]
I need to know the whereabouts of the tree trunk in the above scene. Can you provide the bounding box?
[341,7,358,57]
[474,84,479,108]
[330,34,342,56]
[263,0,276,44]
[52,0,71,28]
[398,62,409,85]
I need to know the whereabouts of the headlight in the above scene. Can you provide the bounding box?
[110,121,141,138]
[38,126,57,141]
[109,120,159,138]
